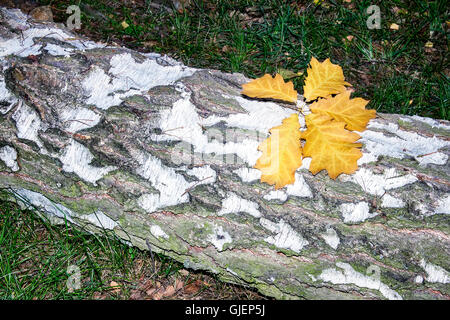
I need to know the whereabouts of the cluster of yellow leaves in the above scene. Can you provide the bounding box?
[241,57,376,189]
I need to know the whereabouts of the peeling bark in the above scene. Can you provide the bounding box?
[1,8,449,300]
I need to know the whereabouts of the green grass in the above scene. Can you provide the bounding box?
[0,189,263,299]
[0,188,140,299]
[40,0,449,119]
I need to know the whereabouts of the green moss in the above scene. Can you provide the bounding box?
[59,183,83,198]
[397,119,415,129]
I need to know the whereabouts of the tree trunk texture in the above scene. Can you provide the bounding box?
[0,8,449,300]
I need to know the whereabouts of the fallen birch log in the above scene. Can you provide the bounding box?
[0,7,449,300]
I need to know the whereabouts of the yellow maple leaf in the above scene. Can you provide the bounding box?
[241,74,298,103]
[254,113,302,189]
[303,57,351,101]
[302,113,362,179]
[309,91,376,131]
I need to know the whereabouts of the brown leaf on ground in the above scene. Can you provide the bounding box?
[109,281,121,294]
[162,285,176,297]
[143,41,158,47]
[179,269,189,276]
[30,6,53,22]
[390,23,400,30]
[130,289,143,300]
[152,292,164,300]
[140,279,154,292]
[175,279,184,291]
[184,279,204,295]
[145,287,157,296]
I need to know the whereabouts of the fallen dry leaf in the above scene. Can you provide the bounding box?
[30,6,53,22]
[175,279,184,291]
[109,281,121,294]
[152,292,163,300]
[162,285,176,297]
[222,45,232,53]
[303,57,351,101]
[143,41,158,47]
[254,113,302,189]
[302,114,363,179]
[241,73,298,103]
[309,91,375,132]
[179,269,189,276]
[130,289,143,300]
[184,279,203,295]
[146,287,157,296]
[390,23,400,30]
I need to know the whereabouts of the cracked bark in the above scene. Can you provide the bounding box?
[0,7,449,300]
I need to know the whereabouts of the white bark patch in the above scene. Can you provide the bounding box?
[286,173,313,198]
[318,262,403,300]
[414,275,424,284]
[0,145,19,171]
[43,43,73,57]
[12,101,46,152]
[358,120,450,165]
[82,67,140,110]
[150,225,169,239]
[340,201,378,223]
[381,194,405,208]
[202,94,297,134]
[411,115,450,130]
[342,167,418,197]
[0,27,72,58]
[435,194,450,215]
[218,192,261,218]
[0,76,18,114]
[0,24,98,58]
[263,173,312,203]
[59,140,117,185]
[260,218,308,253]
[151,93,261,166]
[226,267,239,277]
[186,165,217,185]
[136,155,217,213]
[0,8,100,58]
[207,225,232,251]
[416,152,448,167]
[263,190,288,202]
[299,157,311,171]
[1,8,30,29]
[81,211,118,230]
[13,188,74,223]
[135,152,191,212]
[59,107,102,133]
[109,53,195,91]
[321,227,340,249]
[419,259,449,284]
[82,53,195,110]
[13,188,117,230]
[233,167,261,183]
